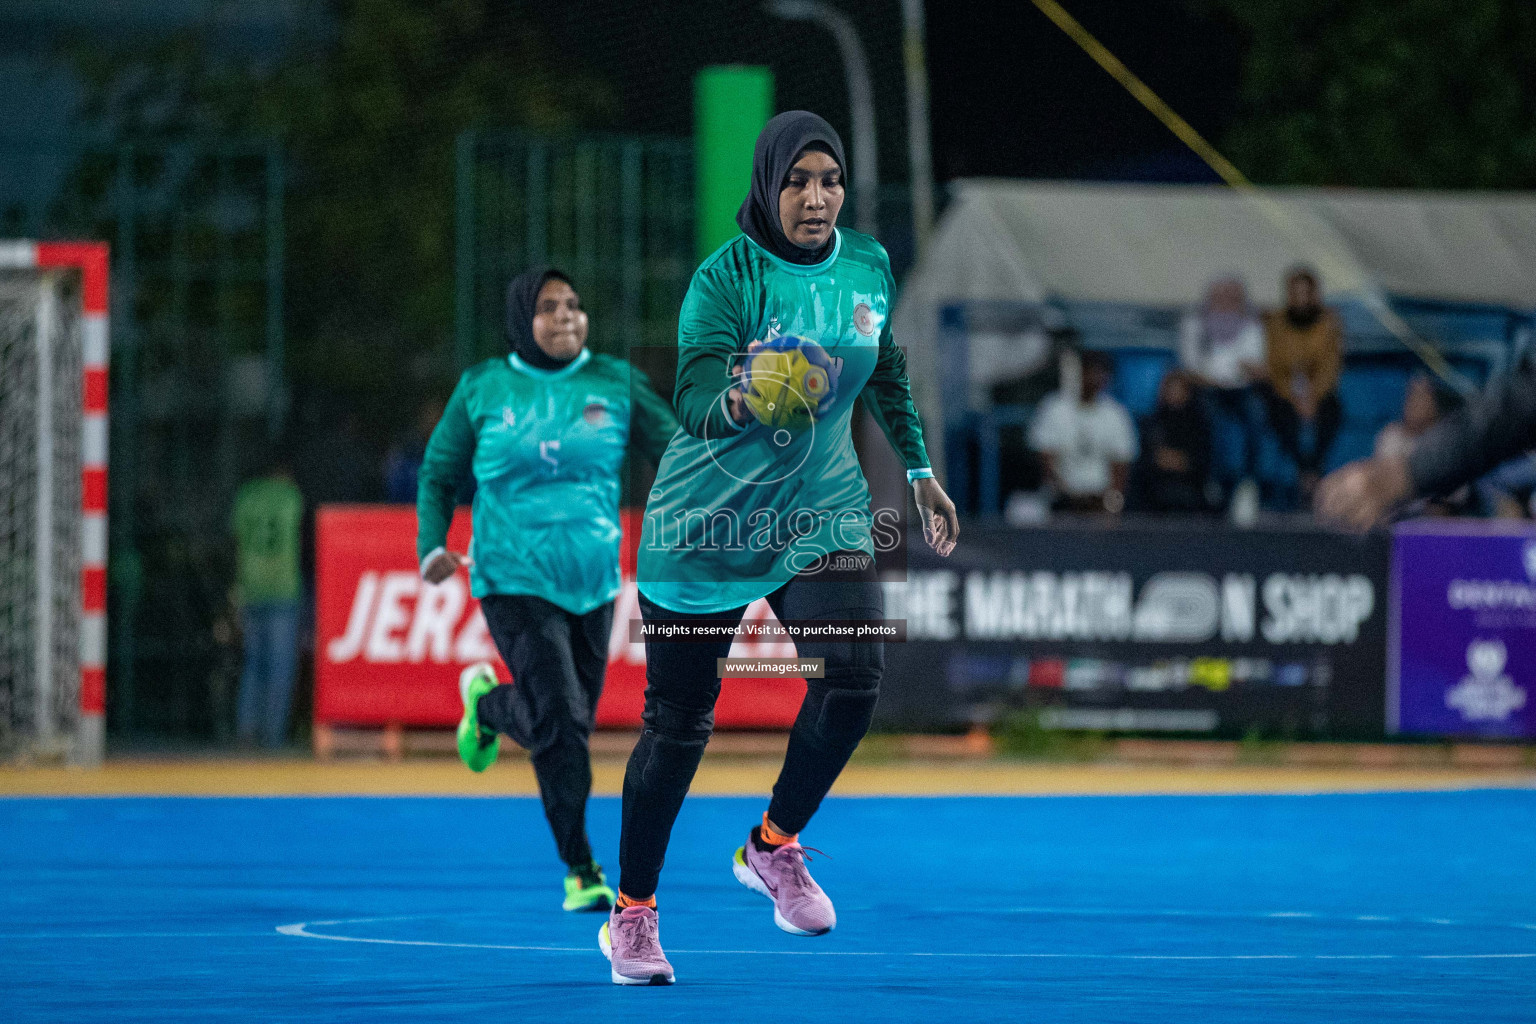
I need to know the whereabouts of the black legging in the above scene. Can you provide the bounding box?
[477,594,612,869]
[618,553,884,900]
[1261,385,1343,476]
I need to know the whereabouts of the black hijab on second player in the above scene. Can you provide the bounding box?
[735,110,849,265]
[504,266,579,371]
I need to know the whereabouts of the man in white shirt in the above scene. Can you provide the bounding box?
[1029,350,1138,514]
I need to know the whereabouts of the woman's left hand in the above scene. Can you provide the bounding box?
[912,476,959,556]
[422,548,473,584]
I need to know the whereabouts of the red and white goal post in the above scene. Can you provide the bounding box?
[0,241,109,765]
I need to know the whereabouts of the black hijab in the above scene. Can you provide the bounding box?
[504,266,579,371]
[735,111,848,265]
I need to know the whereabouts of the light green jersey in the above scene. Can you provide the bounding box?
[638,228,931,615]
[231,475,304,605]
[418,350,677,614]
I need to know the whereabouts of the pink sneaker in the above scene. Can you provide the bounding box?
[732,829,836,935]
[599,904,675,986]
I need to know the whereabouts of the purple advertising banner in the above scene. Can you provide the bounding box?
[1392,521,1536,738]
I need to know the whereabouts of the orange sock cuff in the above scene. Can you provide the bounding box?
[760,812,798,847]
[616,892,656,910]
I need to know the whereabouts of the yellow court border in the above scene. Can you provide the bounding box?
[3,757,1533,798]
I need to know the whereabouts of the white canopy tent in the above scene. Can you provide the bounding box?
[893,179,1536,469]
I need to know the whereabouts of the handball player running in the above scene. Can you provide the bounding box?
[418,267,677,913]
[599,111,959,985]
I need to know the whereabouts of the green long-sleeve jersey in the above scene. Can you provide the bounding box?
[231,475,303,605]
[638,228,932,615]
[417,349,678,614]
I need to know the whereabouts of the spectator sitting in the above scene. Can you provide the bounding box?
[1472,455,1536,518]
[1374,373,1447,460]
[1178,276,1267,509]
[1373,372,1477,517]
[1467,450,1536,518]
[1262,265,1344,501]
[1131,369,1214,515]
[1029,349,1138,515]
[991,325,1077,510]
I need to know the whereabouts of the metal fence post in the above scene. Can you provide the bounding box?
[461,132,693,360]
[526,139,548,268]
[111,144,138,735]
[454,130,476,370]
[265,144,286,440]
[621,141,642,354]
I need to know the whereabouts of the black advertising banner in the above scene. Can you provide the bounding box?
[877,522,1391,738]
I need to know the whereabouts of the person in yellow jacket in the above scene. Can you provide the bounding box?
[1261,265,1344,499]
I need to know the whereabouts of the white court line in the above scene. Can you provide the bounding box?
[1314,955,1395,960]
[4,932,262,939]
[901,906,1507,930]
[276,921,588,953]
[281,915,439,927]
[274,920,1536,961]
[1421,953,1536,960]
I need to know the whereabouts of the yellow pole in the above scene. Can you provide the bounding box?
[1027,0,1465,389]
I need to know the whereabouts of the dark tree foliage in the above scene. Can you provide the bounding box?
[1210,0,1536,187]
[251,0,613,411]
[70,0,614,430]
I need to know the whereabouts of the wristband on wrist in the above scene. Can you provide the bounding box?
[719,390,748,431]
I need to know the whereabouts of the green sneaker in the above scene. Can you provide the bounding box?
[456,662,500,772]
[563,862,616,913]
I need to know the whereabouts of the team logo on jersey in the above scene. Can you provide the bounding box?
[583,402,609,425]
[500,406,516,428]
[853,302,875,337]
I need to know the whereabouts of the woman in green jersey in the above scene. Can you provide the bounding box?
[599,111,959,986]
[417,266,677,913]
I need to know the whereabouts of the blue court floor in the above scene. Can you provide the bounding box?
[3,790,1534,1023]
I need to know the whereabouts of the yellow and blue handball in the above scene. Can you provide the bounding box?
[740,336,843,431]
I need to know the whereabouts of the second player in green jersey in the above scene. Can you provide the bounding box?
[418,266,677,914]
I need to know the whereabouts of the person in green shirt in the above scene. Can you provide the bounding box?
[599,111,959,987]
[418,266,677,914]
[231,458,304,748]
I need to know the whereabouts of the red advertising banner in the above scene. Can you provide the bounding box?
[314,505,806,729]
